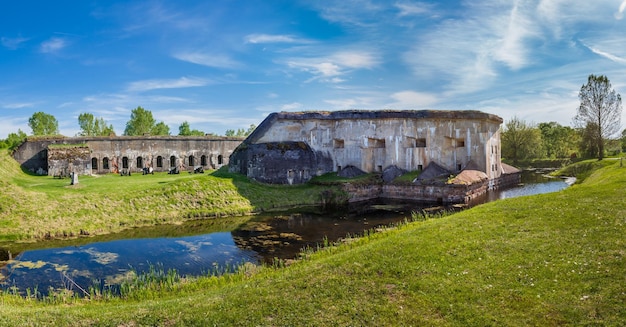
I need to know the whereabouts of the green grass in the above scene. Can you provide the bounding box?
[0,151,341,241]
[1,152,625,325]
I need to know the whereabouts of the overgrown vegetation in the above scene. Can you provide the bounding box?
[0,155,624,325]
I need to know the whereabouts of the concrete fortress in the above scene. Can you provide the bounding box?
[229,110,507,186]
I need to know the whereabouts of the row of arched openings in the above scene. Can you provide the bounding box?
[91,155,223,170]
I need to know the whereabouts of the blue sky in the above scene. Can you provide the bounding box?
[1,0,625,138]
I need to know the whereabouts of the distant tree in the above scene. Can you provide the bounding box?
[178,121,205,136]
[124,106,168,136]
[28,111,59,136]
[225,124,256,137]
[124,106,155,136]
[245,124,256,136]
[538,122,577,158]
[621,129,626,153]
[574,74,622,160]
[0,129,27,151]
[78,113,115,136]
[152,121,171,136]
[501,117,542,164]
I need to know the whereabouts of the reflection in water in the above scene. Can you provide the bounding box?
[1,170,572,296]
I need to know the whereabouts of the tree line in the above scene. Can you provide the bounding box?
[0,106,256,151]
[2,74,623,160]
[502,74,623,163]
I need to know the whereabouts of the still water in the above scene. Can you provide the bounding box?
[0,171,572,296]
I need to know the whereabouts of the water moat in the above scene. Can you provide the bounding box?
[0,171,573,297]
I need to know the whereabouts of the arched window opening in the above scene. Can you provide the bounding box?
[137,157,143,169]
[91,157,98,170]
[156,156,163,168]
[217,155,223,165]
[103,157,109,170]
[122,157,129,169]
[170,156,176,168]
[201,155,207,166]
[189,155,195,167]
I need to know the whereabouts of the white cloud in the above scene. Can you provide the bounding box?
[388,91,439,108]
[394,2,433,16]
[492,1,539,70]
[286,50,379,83]
[616,0,626,19]
[3,102,36,109]
[245,34,304,44]
[1,36,29,50]
[281,102,302,111]
[173,51,241,69]
[582,43,626,64]
[126,77,210,92]
[40,37,68,54]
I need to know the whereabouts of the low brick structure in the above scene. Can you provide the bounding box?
[13,136,242,176]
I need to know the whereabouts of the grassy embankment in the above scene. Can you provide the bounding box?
[0,154,625,325]
[0,151,342,241]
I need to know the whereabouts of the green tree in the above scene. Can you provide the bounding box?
[501,117,542,164]
[538,122,577,158]
[28,111,59,136]
[225,129,235,137]
[0,129,27,151]
[574,74,623,160]
[579,123,601,158]
[245,124,256,136]
[621,129,626,153]
[123,106,169,136]
[78,113,115,136]
[178,121,205,136]
[152,121,171,136]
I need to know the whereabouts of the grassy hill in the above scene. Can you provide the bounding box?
[0,151,339,241]
[0,152,624,325]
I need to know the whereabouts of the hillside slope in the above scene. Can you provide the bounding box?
[1,158,624,325]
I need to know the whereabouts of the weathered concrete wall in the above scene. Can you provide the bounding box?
[13,136,242,175]
[231,110,503,184]
[47,146,91,177]
[229,141,334,184]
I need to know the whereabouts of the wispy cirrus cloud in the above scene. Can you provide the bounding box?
[126,77,210,92]
[40,37,68,54]
[3,102,36,109]
[286,50,380,83]
[173,51,241,69]
[580,42,626,64]
[244,33,308,44]
[617,0,626,19]
[394,2,434,17]
[1,36,29,50]
[388,91,439,108]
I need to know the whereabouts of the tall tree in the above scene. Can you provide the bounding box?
[621,128,626,153]
[123,106,168,136]
[78,113,115,136]
[574,74,622,160]
[501,117,543,164]
[28,111,59,136]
